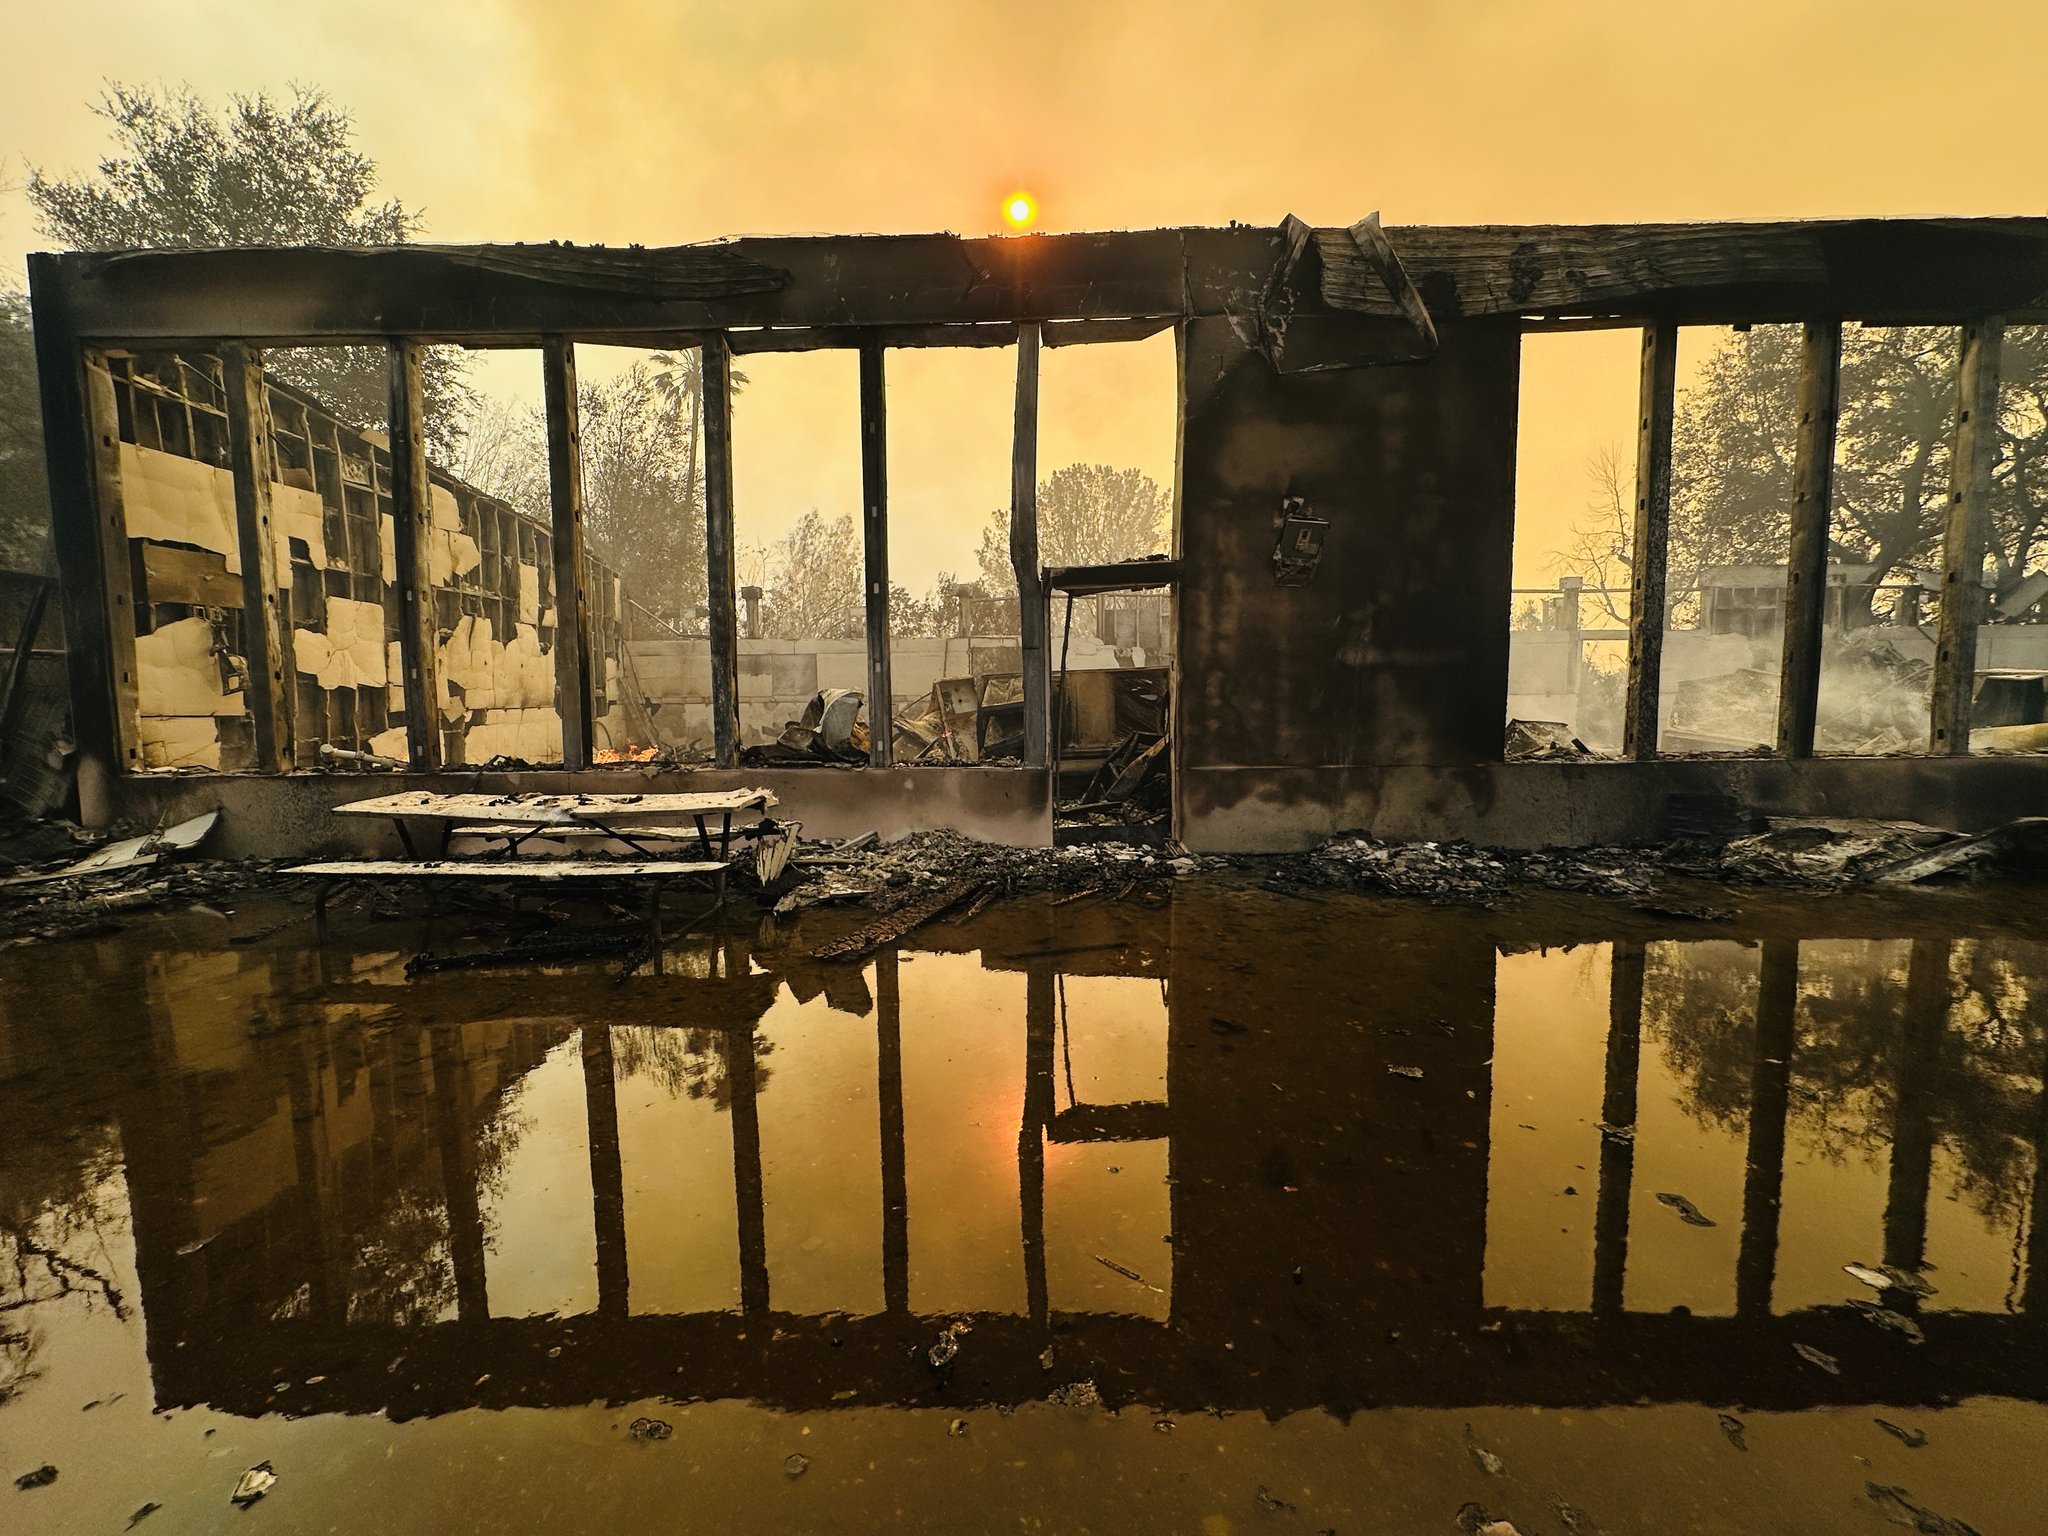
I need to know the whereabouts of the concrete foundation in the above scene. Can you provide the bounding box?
[1183,756,2048,852]
[110,766,1051,860]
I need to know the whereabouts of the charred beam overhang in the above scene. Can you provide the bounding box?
[29,218,2048,348]
[1259,212,1441,373]
[1045,558,1179,595]
[29,230,1195,342]
[1314,217,2048,325]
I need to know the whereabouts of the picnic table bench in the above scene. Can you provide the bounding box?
[328,788,778,859]
[291,788,781,948]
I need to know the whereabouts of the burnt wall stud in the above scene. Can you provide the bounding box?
[221,342,296,771]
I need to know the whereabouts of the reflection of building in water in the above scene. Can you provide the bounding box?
[95,915,2048,1421]
[1490,936,2048,1319]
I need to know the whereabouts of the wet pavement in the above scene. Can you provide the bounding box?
[2,879,2045,1534]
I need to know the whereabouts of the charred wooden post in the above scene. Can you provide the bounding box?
[220,344,295,771]
[2028,1056,2048,1315]
[1623,320,1678,760]
[429,1024,490,1321]
[1592,940,1645,1317]
[860,342,894,767]
[284,1029,345,1322]
[876,949,910,1313]
[543,337,595,769]
[1776,321,1842,757]
[582,1023,629,1318]
[1020,959,1055,1328]
[38,342,145,811]
[1883,938,1948,1296]
[1736,939,1799,1317]
[703,334,741,767]
[1930,320,2004,754]
[728,1027,770,1313]
[386,340,441,770]
[1011,324,1048,768]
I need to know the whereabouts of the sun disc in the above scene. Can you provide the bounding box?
[1003,191,1037,229]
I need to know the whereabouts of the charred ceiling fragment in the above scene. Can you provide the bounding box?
[1257,212,1440,373]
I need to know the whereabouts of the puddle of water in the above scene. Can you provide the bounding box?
[2,884,2045,1535]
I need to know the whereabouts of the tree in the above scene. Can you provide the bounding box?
[446,359,717,632]
[444,394,549,521]
[0,294,47,573]
[1555,324,2048,624]
[748,510,862,640]
[975,463,1170,594]
[578,362,709,631]
[26,84,472,455]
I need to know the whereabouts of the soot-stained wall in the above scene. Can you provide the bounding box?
[1174,314,1522,850]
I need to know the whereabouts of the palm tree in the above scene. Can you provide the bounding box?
[648,350,747,524]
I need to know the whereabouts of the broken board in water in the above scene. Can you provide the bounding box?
[0,812,218,886]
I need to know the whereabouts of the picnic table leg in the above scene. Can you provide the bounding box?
[719,811,734,859]
[391,818,418,858]
[692,813,714,860]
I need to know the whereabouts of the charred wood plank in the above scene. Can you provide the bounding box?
[1776,321,1842,758]
[221,343,296,772]
[809,878,985,961]
[1930,319,2004,755]
[135,543,240,608]
[1623,321,1677,760]
[543,336,594,768]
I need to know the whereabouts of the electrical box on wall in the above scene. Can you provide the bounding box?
[1272,497,1328,587]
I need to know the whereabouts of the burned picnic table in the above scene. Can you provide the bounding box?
[290,788,782,948]
[326,788,779,859]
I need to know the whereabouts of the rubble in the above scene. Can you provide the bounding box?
[1504,719,1598,761]
[0,829,302,946]
[3,793,2041,955]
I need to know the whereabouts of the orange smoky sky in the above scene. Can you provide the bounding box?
[4,0,2045,589]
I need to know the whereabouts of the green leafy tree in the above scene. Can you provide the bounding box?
[1559,325,2048,622]
[26,84,472,455]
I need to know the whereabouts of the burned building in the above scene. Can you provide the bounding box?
[26,219,2048,854]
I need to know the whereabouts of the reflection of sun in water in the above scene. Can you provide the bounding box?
[1003,191,1038,229]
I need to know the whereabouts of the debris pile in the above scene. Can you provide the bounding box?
[0,812,300,946]
[1274,836,1663,904]
[1503,719,1599,762]
[767,828,1209,918]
